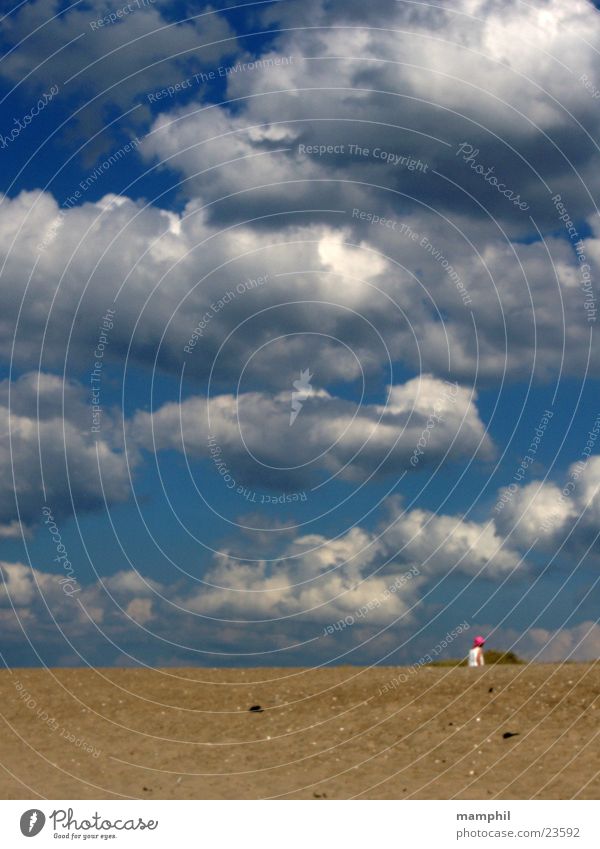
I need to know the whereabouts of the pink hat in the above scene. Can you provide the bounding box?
[473,635,485,647]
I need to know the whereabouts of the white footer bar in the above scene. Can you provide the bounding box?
[1,800,597,847]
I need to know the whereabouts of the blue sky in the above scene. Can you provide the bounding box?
[1,0,600,668]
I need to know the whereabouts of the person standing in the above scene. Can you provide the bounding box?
[468,635,485,667]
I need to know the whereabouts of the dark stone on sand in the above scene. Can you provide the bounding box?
[488,687,494,693]
[249,705,264,712]
[502,731,519,739]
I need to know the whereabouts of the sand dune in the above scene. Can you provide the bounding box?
[1,663,599,799]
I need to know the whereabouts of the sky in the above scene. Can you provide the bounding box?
[0,0,599,668]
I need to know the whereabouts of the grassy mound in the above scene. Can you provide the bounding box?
[428,649,524,667]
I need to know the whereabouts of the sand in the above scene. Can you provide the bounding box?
[1,663,599,799]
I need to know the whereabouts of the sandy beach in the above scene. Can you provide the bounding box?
[1,663,599,800]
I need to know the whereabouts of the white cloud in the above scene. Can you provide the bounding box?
[522,621,600,662]
[0,372,135,533]
[1,0,600,669]
[178,501,521,623]
[494,455,600,551]
[130,374,494,487]
[384,508,521,577]
[125,598,153,625]
[0,0,237,159]
[0,488,523,660]
[0,561,36,606]
[1,177,598,388]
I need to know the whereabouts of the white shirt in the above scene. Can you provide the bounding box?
[468,647,484,667]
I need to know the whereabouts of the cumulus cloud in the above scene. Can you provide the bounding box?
[0,0,237,159]
[169,499,522,623]
[132,0,600,382]
[494,455,600,553]
[0,560,162,653]
[383,508,521,578]
[0,368,492,536]
[0,191,416,385]
[1,0,599,669]
[0,489,523,663]
[2,0,599,388]
[1,177,598,388]
[130,374,494,489]
[0,372,135,534]
[0,561,36,606]
[143,0,600,227]
[522,621,600,662]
